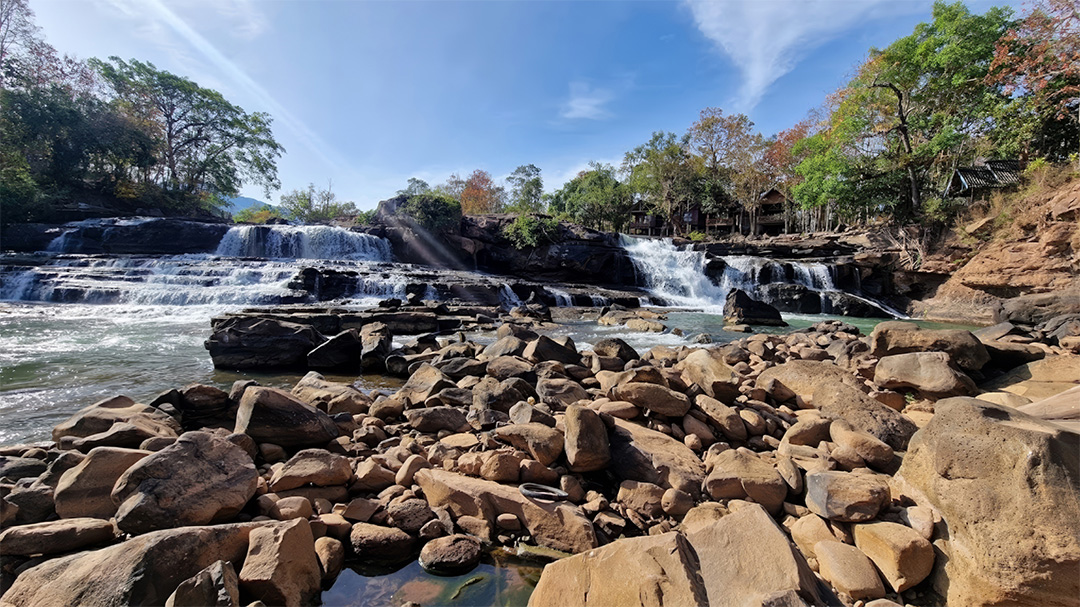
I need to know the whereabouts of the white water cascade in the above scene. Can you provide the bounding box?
[214,225,392,261]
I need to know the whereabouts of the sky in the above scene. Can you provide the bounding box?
[31,0,1016,210]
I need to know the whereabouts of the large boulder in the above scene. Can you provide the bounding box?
[610,382,690,417]
[978,355,1080,401]
[165,560,239,607]
[873,352,976,398]
[703,450,787,514]
[414,469,596,554]
[205,316,325,369]
[609,418,705,497]
[805,470,891,523]
[112,432,258,535]
[812,382,918,451]
[238,518,321,607]
[54,447,150,519]
[755,361,866,402]
[563,405,611,472]
[0,518,117,556]
[528,532,709,607]
[291,371,371,416]
[895,397,1080,607]
[493,423,564,466]
[869,321,990,371]
[684,503,825,607]
[675,349,740,400]
[51,395,181,444]
[395,364,456,407]
[0,522,259,606]
[523,335,581,366]
[268,449,354,492]
[404,406,470,433]
[724,289,787,326]
[234,387,339,448]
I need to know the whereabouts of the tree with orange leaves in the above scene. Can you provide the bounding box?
[460,169,506,215]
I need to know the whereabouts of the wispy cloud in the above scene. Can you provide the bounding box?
[684,0,922,112]
[560,81,615,120]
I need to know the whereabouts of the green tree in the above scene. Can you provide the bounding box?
[233,203,285,224]
[278,183,357,223]
[91,57,283,201]
[506,164,544,213]
[549,162,632,232]
[399,192,462,232]
[622,131,697,233]
[397,177,430,197]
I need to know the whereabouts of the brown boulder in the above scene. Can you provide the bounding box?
[52,395,181,443]
[291,371,371,416]
[165,560,239,607]
[755,361,866,401]
[869,321,989,371]
[805,470,891,523]
[238,518,321,607]
[563,405,611,472]
[54,447,150,519]
[609,418,705,497]
[873,352,976,397]
[494,423,564,466]
[611,382,690,417]
[268,449,353,492]
[675,349,740,399]
[0,517,117,556]
[234,387,339,448]
[812,383,917,451]
[703,450,788,514]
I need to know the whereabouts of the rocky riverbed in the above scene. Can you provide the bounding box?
[1,306,1078,606]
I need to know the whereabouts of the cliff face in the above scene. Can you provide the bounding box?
[917,179,1080,324]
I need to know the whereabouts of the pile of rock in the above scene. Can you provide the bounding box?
[1,319,1077,606]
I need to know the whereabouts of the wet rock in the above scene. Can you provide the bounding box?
[54,447,150,519]
[804,471,890,523]
[234,387,340,448]
[349,522,416,562]
[238,518,321,607]
[895,397,1080,606]
[415,468,596,554]
[814,540,885,601]
[419,534,482,574]
[165,559,239,607]
[205,316,325,369]
[609,418,705,497]
[611,382,690,417]
[268,449,353,492]
[874,352,976,397]
[563,405,611,472]
[528,532,709,607]
[0,522,258,607]
[852,521,934,592]
[112,432,258,535]
[0,517,117,556]
[724,289,787,326]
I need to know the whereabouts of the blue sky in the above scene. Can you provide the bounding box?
[32,0,1014,210]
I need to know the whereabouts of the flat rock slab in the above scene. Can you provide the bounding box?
[0,518,117,556]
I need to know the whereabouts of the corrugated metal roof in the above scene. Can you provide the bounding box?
[946,160,1024,196]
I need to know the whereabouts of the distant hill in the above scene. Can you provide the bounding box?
[227,196,271,213]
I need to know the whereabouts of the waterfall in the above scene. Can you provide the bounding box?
[214,225,392,261]
[549,288,574,307]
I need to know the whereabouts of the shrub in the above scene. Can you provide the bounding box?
[504,214,559,249]
[688,230,707,242]
[400,193,462,232]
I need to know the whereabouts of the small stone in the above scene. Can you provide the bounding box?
[497,513,522,531]
[272,496,314,521]
[314,536,345,582]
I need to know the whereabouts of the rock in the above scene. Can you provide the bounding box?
[112,431,258,535]
[349,522,416,562]
[314,536,345,581]
[234,387,339,448]
[0,457,46,481]
[535,378,589,409]
[610,382,690,417]
[528,532,709,607]
[661,488,693,517]
[272,496,314,520]
[483,335,528,358]
[805,471,890,523]
[724,289,787,326]
[352,459,397,492]
[396,364,456,407]
[52,395,181,444]
[165,560,240,607]
[675,349,740,400]
[684,503,824,606]
[479,451,521,483]
[523,336,581,365]
[0,522,258,607]
[359,322,392,371]
[789,514,840,559]
[592,338,639,362]
[609,418,705,497]
[756,361,866,401]
[396,454,431,486]
[869,321,989,371]
[291,371,371,416]
[0,517,117,556]
[781,417,831,447]
[874,352,976,397]
[494,424,564,466]
[829,420,894,471]
[305,329,363,369]
[704,450,788,514]
[894,397,1080,606]
[1015,385,1080,431]
[563,405,611,472]
[386,498,435,534]
[487,356,536,382]
[268,449,353,492]
[979,355,1080,401]
[403,406,469,434]
[415,469,596,553]
[419,534,482,574]
[509,402,556,427]
[814,540,886,601]
[205,316,325,369]
[625,318,666,332]
[813,383,918,451]
[616,480,665,518]
[853,521,934,592]
[473,376,535,413]
[238,518,321,607]
[696,394,748,441]
[54,447,150,519]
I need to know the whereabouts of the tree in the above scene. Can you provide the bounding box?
[233,204,285,224]
[549,162,632,232]
[91,57,283,199]
[278,183,357,223]
[399,192,461,232]
[460,169,505,214]
[433,173,466,201]
[506,164,544,213]
[622,131,697,233]
[397,177,430,197]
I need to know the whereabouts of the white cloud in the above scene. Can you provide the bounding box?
[560,81,614,120]
[684,0,923,112]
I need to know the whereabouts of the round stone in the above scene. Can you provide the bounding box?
[419,534,483,574]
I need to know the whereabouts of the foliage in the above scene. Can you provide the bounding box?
[233,204,285,224]
[354,208,377,225]
[397,177,430,198]
[460,169,506,214]
[503,214,559,249]
[278,183,357,223]
[506,164,544,213]
[400,192,462,232]
[548,162,632,232]
[688,231,707,242]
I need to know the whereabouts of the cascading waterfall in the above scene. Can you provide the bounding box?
[214,225,392,261]
[549,288,574,307]
[619,235,901,317]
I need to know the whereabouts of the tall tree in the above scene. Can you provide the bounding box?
[397,177,430,198]
[91,57,283,198]
[506,164,544,213]
[549,162,631,231]
[460,169,505,214]
[278,182,357,223]
[622,131,697,232]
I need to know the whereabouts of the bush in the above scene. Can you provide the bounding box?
[400,193,462,232]
[234,204,286,224]
[688,230,707,242]
[504,214,559,249]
